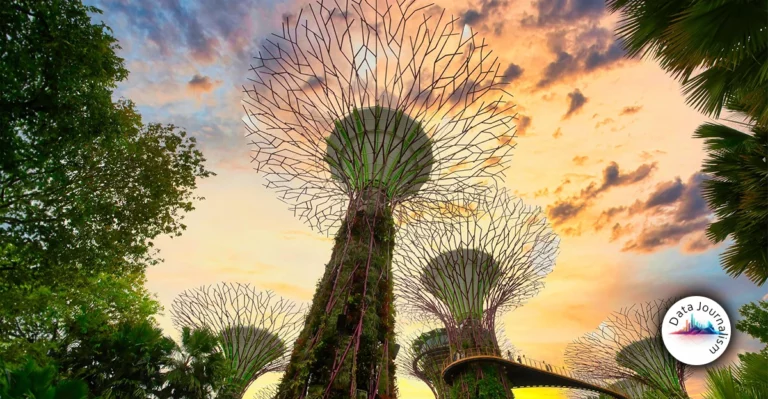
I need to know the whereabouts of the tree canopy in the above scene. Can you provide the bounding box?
[0,0,214,365]
[607,0,768,284]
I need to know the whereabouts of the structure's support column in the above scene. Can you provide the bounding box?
[277,193,396,399]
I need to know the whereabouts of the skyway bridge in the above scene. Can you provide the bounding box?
[434,348,629,399]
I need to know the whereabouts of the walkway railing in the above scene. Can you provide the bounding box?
[440,347,617,393]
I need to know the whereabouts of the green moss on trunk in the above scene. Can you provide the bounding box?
[448,362,514,399]
[276,199,396,399]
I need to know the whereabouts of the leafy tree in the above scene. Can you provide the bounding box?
[0,271,161,365]
[607,0,768,282]
[56,318,175,398]
[158,327,232,399]
[735,300,768,353]
[0,358,88,399]
[0,0,213,363]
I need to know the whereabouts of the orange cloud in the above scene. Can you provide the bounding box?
[572,155,588,166]
[620,105,643,115]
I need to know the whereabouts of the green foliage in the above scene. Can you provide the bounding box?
[608,0,768,283]
[0,358,88,399]
[607,0,768,124]
[158,327,231,399]
[736,301,768,353]
[56,318,175,398]
[0,271,161,365]
[448,362,513,399]
[695,123,768,285]
[703,352,768,399]
[0,0,213,373]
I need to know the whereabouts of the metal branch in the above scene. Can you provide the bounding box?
[394,187,559,353]
[243,0,518,234]
[564,298,691,399]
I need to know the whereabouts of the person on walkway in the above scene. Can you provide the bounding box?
[517,355,521,363]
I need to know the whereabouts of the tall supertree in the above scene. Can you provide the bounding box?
[171,284,305,397]
[243,0,517,397]
[395,188,559,398]
[564,299,691,399]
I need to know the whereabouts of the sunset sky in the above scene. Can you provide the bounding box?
[89,0,766,397]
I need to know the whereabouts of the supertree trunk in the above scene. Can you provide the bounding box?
[447,323,513,399]
[448,362,514,399]
[277,192,397,399]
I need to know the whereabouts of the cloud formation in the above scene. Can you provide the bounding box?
[537,28,628,88]
[547,161,657,225]
[589,173,715,253]
[461,0,510,34]
[503,63,524,82]
[517,115,532,136]
[620,105,643,115]
[187,74,222,95]
[563,89,587,119]
[522,0,605,26]
[572,155,588,165]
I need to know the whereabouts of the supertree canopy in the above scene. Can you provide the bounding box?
[564,299,690,399]
[395,188,559,398]
[243,0,517,397]
[422,249,500,324]
[398,328,452,398]
[325,107,434,201]
[243,0,516,232]
[170,284,304,397]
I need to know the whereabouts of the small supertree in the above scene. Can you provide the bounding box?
[398,325,517,399]
[395,188,559,398]
[171,284,305,397]
[398,327,452,398]
[564,299,691,399]
[243,0,517,397]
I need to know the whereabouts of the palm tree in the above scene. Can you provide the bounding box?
[158,327,231,399]
[695,121,768,285]
[703,353,768,399]
[607,0,768,284]
[0,359,88,399]
[607,0,768,124]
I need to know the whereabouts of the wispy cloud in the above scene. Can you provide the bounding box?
[547,161,656,226]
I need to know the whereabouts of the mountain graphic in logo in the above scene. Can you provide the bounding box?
[670,314,725,335]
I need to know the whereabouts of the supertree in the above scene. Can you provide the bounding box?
[171,283,305,397]
[243,0,517,396]
[395,188,559,398]
[564,299,691,399]
[398,324,517,399]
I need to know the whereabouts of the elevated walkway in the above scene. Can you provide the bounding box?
[441,349,628,399]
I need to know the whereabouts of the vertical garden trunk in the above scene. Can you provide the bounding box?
[446,325,513,399]
[276,191,397,399]
[448,363,514,399]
